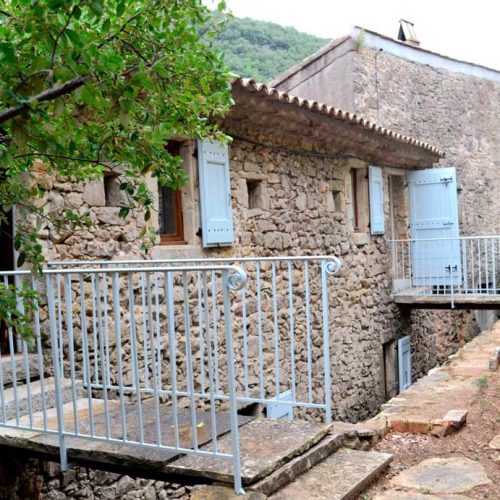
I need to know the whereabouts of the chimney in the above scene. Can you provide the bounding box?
[397,19,420,46]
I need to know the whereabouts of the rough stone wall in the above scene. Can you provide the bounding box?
[33,132,415,423]
[0,453,189,500]
[350,46,500,361]
[36,175,148,262]
[352,46,500,237]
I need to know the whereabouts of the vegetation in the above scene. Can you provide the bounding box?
[0,0,233,340]
[212,15,328,82]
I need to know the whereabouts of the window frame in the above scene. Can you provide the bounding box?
[350,167,370,233]
[158,186,185,245]
[158,141,186,245]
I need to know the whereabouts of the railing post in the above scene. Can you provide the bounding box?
[46,273,68,470]
[321,257,341,424]
[222,267,247,495]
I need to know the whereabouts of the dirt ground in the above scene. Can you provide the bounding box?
[362,369,500,499]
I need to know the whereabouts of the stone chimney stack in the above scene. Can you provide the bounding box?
[397,19,420,46]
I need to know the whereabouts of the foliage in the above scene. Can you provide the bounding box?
[0,280,39,346]
[0,0,233,270]
[211,15,328,82]
[0,0,233,342]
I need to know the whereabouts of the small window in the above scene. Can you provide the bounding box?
[332,190,343,212]
[104,174,126,207]
[350,168,369,232]
[159,141,185,244]
[246,179,267,210]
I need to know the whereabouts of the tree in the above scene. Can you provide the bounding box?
[0,0,232,340]
[0,0,233,267]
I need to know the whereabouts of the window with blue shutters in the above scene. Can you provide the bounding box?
[369,165,385,234]
[197,139,234,247]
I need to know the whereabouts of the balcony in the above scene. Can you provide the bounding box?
[390,236,500,308]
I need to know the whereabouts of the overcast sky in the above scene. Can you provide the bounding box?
[204,0,500,71]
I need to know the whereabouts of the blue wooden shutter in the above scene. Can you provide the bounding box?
[369,165,385,234]
[197,139,234,247]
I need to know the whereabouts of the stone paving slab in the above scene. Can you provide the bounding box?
[251,433,344,496]
[380,324,500,435]
[388,457,491,494]
[269,448,393,500]
[167,418,331,485]
[1,377,84,421]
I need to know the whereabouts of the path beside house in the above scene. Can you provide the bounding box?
[363,320,500,500]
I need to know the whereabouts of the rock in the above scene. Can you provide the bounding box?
[83,179,106,207]
[94,207,127,225]
[389,457,491,494]
[488,434,500,450]
[442,409,467,429]
[115,475,137,497]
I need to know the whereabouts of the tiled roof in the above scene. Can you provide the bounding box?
[233,78,445,157]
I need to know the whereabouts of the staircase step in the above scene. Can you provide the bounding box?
[166,418,332,485]
[1,354,40,386]
[0,377,84,421]
[269,448,393,500]
[251,432,344,496]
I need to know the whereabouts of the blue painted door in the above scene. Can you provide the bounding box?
[398,336,412,392]
[407,167,461,286]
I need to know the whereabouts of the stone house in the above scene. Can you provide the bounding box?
[271,20,500,245]
[4,77,459,423]
[0,47,496,498]
[269,20,500,365]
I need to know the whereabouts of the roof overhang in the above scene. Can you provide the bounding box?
[225,79,443,169]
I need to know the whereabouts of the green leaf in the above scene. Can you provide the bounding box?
[0,43,15,63]
[116,1,126,16]
[90,1,104,16]
[17,252,26,268]
[118,207,130,218]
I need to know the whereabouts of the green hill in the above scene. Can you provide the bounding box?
[213,16,329,83]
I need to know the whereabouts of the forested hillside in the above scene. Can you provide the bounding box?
[213,16,329,82]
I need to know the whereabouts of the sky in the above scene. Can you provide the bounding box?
[204,0,500,71]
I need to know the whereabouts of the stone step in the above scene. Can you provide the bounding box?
[0,354,41,386]
[269,448,393,500]
[250,432,344,496]
[1,377,84,422]
[166,418,332,486]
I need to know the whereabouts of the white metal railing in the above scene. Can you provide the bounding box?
[390,235,500,307]
[0,255,341,493]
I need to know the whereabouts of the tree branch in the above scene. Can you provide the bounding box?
[13,151,110,167]
[0,75,89,124]
[49,6,77,86]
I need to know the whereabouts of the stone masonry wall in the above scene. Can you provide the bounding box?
[352,46,500,237]
[351,45,500,362]
[33,131,453,422]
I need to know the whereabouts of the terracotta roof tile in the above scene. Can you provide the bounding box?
[233,78,445,158]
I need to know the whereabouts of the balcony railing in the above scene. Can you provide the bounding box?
[390,235,500,307]
[0,255,341,493]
